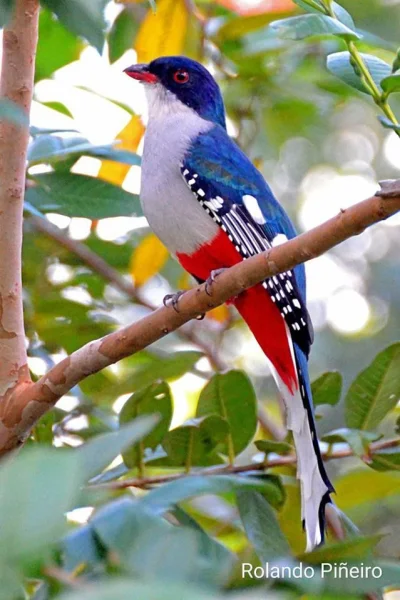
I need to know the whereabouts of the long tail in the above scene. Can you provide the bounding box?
[284,340,334,550]
[234,285,334,550]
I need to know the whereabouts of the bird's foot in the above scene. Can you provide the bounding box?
[205,268,227,296]
[163,290,185,313]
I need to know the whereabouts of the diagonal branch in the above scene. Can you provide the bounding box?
[0,1,39,401]
[30,214,146,302]
[29,213,226,371]
[1,183,400,454]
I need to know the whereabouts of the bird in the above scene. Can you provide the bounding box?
[124,56,334,551]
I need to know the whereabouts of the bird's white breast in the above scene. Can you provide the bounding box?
[140,88,219,255]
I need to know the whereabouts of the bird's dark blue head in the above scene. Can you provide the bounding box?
[124,56,226,129]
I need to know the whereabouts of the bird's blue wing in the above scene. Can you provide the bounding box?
[181,124,313,356]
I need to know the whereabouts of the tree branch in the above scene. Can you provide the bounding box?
[29,213,226,371]
[0,2,39,401]
[30,214,142,301]
[2,183,400,454]
[89,437,400,491]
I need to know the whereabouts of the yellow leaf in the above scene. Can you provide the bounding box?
[335,470,400,511]
[135,0,188,64]
[206,304,231,324]
[98,115,145,186]
[130,233,169,286]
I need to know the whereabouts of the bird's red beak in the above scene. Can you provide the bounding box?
[124,64,159,84]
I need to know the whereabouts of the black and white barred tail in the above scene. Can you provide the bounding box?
[267,327,334,550]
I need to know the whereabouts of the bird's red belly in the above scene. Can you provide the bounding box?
[176,228,241,281]
[176,229,297,390]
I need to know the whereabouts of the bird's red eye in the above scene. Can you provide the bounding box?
[173,69,190,84]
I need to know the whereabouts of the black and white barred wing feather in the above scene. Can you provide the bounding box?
[181,164,313,357]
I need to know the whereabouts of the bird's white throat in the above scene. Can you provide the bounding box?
[144,83,196,123]
[140,87,218,255]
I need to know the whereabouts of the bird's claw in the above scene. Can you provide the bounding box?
[205,268,226,296]
[163,290,185,313]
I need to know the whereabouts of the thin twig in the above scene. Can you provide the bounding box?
[30,214,140,300]
[89,437,400,491]
[29,213,226,371]
[43,566,83,588]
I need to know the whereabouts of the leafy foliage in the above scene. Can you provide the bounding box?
[119,381,173,468]
[311,371,343,406]
[345,343,400,431]
[26,172,141,218]
[40,0,107,52]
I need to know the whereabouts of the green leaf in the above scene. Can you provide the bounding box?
[272,559,400,595]
[97,351,203,403]
[83,147,141,165]
[81,415,159,480]
[26,172,141,219]
[36,8,83,82]
[358,29,397,53]
[217,12,291,41]
[196,371,257,458]
[0,564,24,600]
[28,135,141,166]
[161,416,229,467]
[381,74,400,96]
[41,101,74,118]
[30,125,78,136]
[119,382,173,469]
[299,534,381,564]
[140,474,285,514]
[345,343,400,430]
[0,0,14,27]
[370,447,400,472]
[293,0,325,13]
[27,134,89,163]
[0,447,82,561]
[393,48,400,73]
[336,469,400,511]
[59,580,229,600]
[255,439,293,455]
[322,428,380,457]
[62,524,104,572]
[75,86,137,116]
[41,0,107,52]
[327,51,391,94]
[171,506,234,578]
[91,498,171,558]
[89,462,129,485]
[330,2,356,30]
[108,8,139,63]
[270,14,359,41]
[0,98,28,126]
[311,371,342,406]
[237,490,291,563]
[293,0,355,30]
[91,498,234,585]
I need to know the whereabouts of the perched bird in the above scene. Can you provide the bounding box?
[124,56,334,550]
